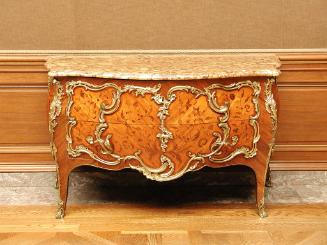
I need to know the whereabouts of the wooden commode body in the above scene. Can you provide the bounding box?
[47,54,280,218]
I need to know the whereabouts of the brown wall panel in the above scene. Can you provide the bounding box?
[0,73,47,85]
[0,153,53,164]
[276,87,327,143]
[0,0,326,50]
[0,88,49,144]
[278,71,327,83]
[0,52,327,171]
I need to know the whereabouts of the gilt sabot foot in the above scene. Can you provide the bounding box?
[257,199,268,218]
[55,200,65,219]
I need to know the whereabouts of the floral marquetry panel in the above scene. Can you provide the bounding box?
[65,78,261,177]
[47,54,280,218]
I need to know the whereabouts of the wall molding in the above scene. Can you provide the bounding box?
[0,164,55,172]
[0,145,50,154]
[270,161,327,170]
[1,144,327,172]
[274,144,327,152]
[0,49,327,55]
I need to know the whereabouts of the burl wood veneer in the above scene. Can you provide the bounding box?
[47,54,280,218]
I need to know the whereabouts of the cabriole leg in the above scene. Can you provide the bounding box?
[265,165,272,187]
[56,167,70,219]
[257,196,267,218]
[55,166,59,189]
[255,168,268,218]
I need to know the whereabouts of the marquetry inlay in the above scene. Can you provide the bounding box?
[47,54,280,218]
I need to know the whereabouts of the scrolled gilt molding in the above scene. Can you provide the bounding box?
[65,80,261,181]
[265,78,278,134]
[264,77,278,183]
[49,78,64,160]
[49,78,64,189]
[264,77,278,154]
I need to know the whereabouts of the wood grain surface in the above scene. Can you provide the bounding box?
[0,204,326,244]
[68,79,258,173]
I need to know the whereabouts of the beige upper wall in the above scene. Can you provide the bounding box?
[0,0,326,50]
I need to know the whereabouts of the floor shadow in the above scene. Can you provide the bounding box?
[68,166,256,206]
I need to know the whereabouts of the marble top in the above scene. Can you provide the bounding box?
[46,54,280,80]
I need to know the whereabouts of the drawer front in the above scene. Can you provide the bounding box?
[66,79,261,180]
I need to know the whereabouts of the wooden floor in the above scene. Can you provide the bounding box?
[0,204,326,245]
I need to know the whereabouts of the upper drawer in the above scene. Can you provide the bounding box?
[67,79,260,126]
